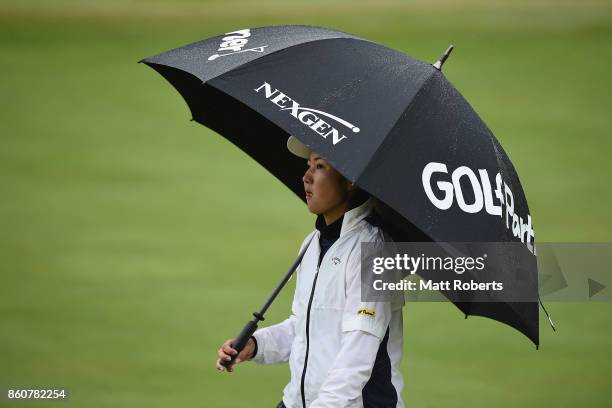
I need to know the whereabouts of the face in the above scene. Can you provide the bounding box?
[303,151,352,221]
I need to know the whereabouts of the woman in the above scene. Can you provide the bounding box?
[216,136,405,408]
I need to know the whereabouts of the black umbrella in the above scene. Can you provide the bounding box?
[140,25,542,351]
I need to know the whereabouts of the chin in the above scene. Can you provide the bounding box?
[306,202,320,215]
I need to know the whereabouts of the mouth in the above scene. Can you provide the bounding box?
[305,190,313,200]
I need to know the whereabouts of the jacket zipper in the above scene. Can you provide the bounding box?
[300,265,319,408]
[300,230,347,407]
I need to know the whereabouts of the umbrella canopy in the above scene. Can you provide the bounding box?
[141,25,539,346]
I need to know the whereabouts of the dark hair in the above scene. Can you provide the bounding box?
[347,185,371,210]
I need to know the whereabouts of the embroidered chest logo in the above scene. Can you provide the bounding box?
[357,308,376,317]
[332,257,341,265]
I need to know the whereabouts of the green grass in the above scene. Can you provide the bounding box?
[1,1,611,407]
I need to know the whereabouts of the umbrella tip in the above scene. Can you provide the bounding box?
[433,44,454,71]
[538,296,556,332]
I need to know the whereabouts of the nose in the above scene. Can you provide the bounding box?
[303,167,313,184]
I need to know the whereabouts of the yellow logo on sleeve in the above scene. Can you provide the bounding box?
[357,308,376,317]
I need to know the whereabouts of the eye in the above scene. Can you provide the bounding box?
[316,163,325,169]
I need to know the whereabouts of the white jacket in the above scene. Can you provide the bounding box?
[252,198,405,408]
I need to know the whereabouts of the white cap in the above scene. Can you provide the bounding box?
[286,135,312,159]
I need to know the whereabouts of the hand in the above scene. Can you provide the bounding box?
[215,337,256,372]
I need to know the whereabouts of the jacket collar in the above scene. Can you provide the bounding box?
[340,197,376,237]
[314,197,376,238]
[315,213,343,240]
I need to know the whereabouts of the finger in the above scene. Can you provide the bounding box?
[216,360,226,371]
[218,347,233,360]
[221,341,237,352]
[222,344,238,356]
[218,351,232,362]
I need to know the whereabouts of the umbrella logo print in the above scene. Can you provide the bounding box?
[208,46,268,61]
[208,28,269,61]
[279,106,360,133]
[255,81,360,146]
[422,162,535,254]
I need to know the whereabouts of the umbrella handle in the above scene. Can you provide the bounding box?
[221,314,261,367]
